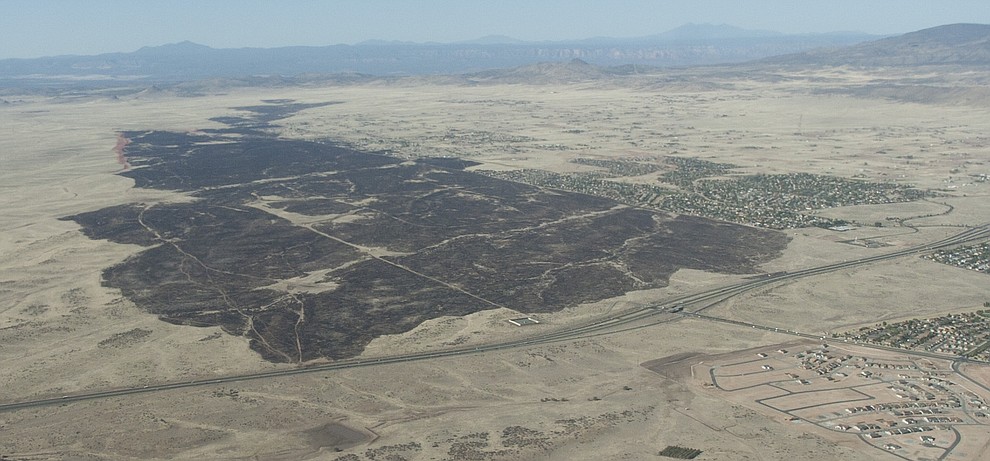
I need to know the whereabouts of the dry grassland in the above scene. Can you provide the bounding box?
[1,66,988,460]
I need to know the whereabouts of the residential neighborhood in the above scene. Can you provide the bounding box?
[479,156,929,230]
[842,311,990,361]
[926,242,990,274]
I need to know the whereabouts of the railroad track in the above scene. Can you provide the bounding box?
[2,223,987,413]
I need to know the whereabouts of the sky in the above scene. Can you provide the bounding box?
[2,0,989,59]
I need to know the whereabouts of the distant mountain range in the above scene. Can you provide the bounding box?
[0,24,879,86]
[3,23,988,90]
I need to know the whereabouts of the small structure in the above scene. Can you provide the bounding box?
[507,317,540,327]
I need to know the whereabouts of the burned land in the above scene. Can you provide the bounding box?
[6,29,990,459]
[65,102,788,363]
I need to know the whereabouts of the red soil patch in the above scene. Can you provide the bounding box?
[113,133,131,170]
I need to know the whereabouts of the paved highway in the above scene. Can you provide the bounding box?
[2,223,988,414]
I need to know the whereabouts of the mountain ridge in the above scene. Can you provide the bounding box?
[0,24,879,85]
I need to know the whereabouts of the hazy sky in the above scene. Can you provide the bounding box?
[3,0,989,59]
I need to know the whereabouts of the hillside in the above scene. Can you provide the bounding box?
[765,23,990,67]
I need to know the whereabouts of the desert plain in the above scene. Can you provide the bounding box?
[1,63,990,460]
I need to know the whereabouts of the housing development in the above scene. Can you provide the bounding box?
[844,311,990,361]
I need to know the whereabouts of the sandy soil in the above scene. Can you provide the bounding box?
[1,66,989,460]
